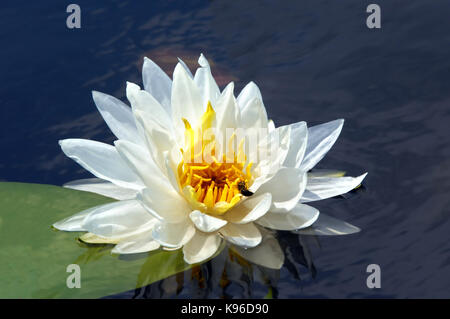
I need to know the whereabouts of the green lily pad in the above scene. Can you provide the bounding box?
[0,182,202,298]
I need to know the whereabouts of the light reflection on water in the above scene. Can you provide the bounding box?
[1,0,450,297]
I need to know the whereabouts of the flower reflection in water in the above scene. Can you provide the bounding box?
[102,206,361,298]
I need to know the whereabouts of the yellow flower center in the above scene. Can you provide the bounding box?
[177,102,253,216]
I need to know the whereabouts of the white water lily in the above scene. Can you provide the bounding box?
[54,54,367,267]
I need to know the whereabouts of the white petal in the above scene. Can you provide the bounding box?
[197,53,211,68]
[254,168,306,213]
[301,173,367,202]
[283,121,308,168]
[300,119,344,172]
[225,193,272,224]
[194,53,220,108]
[252,124,291,177]
[82,200,154,238]
[268,119,275,133]
[59,139,144,190]
[142,57,172,112]
[171,62,203,138]
[152,220,195,248]
[164,146,184,193]
[112,232,160,254]
[216,82,239,133]
[177,57,194,78]
[240,97,268,129]
[256,203,319,230]
[64,178,138,200]
[133,109,175,171]
[295,213,360,236]
[183,232,222,264]
[114,140,172,190]
[53,205,99,231]
[140,187,190,223]
[126,82,172,130]
[189,210,227,232]
[220,222,262,248]
[187,210,225,232]
[92,91,142,144]
[237,81,265,112]
[231,234,284,269]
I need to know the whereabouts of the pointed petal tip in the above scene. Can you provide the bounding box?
[126,81,138,88]
[174,61,187,75]
[198,53,209,67]
[335,118,345,127]
[357,172,368,184]
[58,138,76,149]
[113,139,128,151]
[91,90,100,98]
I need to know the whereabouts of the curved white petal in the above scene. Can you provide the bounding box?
[301,173,367,203]
[268,119,275,133]
[194,53,220,108]
[240,97,268,129]
[183,231,222,264]
[295,213,360,236]
[225,193,272,224]
[64,178,138,200]
[255,168,306,213]
[231,233,284,269]
[283,121,308,168]
[164,146,184,194]
[140,187,190,223]
[189,210,227,232]
[114,140,171,190]
[216,82,239,133]
[112,232,160,255]
[300,119,344,172]
[152,220,195,248]
[171,62,203,139]
[253,124,291,177]
[177,57,194,79]
[237,82,265,112]
[92,91,142,144]
[82,200,154,238]
[126,82,172,130]
[133,110,175,171]
[53,205,99,231]
[256,203,319,230]
[142,57,172,112]
[219,222,262,248]
[59,139,144,190]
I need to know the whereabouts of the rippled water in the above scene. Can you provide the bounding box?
[1,0,450,298]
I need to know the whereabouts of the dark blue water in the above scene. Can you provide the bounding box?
[1,0,450,298]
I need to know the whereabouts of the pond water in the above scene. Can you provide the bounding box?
[1,0,450,298]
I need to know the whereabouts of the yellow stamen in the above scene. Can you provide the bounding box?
[178,102,253,215]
